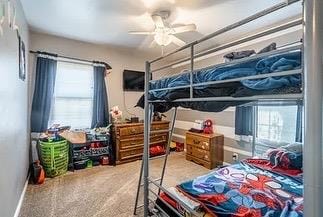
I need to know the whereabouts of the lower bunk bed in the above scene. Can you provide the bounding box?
[154,153,303,217]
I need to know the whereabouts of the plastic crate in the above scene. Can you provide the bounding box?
[39,140,68,178]
[73,147,109,159]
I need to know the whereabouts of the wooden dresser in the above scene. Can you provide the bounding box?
[186,131,224,169]
[112,121,170,165]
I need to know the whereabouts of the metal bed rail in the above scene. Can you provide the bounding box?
[149,93,303,103]
[150,43,301,81]
[149,68,302,94]
[148,178,200,216]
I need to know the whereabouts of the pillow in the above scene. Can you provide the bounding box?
[257,42,277,54]
[266,144,303,170]
[281,142,303,153]
[223,50,255,61]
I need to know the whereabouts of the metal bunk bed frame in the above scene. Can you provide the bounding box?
[136,0,323,216]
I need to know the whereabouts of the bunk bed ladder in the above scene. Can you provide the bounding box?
[133,107,178,215]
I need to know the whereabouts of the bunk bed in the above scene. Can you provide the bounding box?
[134,0,323,216]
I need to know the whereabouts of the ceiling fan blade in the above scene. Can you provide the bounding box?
[128,31,154,35]
[170,35,186,47]
[151,15,165,28]
[172,24,196,34]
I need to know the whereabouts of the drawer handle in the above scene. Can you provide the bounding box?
[130,142,136,145]
[193,140,200,145]
[204,155,209,159]
[130,129,136,133]
[201,142,209,149]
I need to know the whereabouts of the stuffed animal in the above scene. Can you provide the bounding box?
[266,142,303,170]
[203,119,213,134]
[110,106,122,123]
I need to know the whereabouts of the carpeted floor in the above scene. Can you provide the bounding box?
[19,152,210,217]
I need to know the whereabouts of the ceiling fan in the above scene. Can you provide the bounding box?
[129,11,196,48]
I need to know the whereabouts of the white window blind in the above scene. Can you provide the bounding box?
[255,105,298,156]
[48,61,94,129]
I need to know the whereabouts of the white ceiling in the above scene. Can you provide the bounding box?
[20,0,302,53]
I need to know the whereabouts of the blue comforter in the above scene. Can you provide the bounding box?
[178,161,303,217]
[150,51,301,98]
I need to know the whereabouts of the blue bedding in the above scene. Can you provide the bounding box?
[150,51,301,98]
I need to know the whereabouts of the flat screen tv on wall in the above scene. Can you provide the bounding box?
[123,70,145,91]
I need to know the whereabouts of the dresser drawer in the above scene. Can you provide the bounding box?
[186,154,211,169]
[119,148,143,160]
[150,134,168,144]
[119,138,144,149]
[151,123,169,131]
[186,135,210,150]
[119,134,167,150]
[186,145,210,162]
[119,126,144,136]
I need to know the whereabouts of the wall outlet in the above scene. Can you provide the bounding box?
[232,153,239,162]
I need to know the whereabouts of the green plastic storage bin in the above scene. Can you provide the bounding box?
[39,140,69,178]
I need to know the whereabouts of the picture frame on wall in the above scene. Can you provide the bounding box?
[17,31,26,81]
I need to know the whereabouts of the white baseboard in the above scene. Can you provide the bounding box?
[223,146,253,157]
[14,175,29,217]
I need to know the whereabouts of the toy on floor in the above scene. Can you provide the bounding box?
[175,142,184,152]
[31,160,45,184]
[150,145,165,157]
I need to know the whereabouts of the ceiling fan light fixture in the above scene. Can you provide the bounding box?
[154,32,172,46]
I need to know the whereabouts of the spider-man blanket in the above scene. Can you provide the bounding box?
[178,162,303,217]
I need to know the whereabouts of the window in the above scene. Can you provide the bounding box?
[255,105,298,155]
[48,61,94,129]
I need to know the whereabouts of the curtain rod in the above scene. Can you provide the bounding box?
[29,50,112,69]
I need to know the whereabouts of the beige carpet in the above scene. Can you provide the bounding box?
[19,152,210,217]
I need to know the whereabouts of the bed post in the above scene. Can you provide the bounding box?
[303,0,323,216]
[190,44,194,98]
[143,61,151,217]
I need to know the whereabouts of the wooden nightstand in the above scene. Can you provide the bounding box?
[186,131,224,169]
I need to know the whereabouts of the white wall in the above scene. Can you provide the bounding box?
[0,0,30,216]
[29,32,156,121]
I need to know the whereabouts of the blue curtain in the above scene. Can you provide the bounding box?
[91,64,110,128]
[235,106,253,136]
[295,103,303,142]
[31,52,57,132]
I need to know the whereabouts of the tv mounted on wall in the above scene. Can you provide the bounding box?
[123,70,145,91]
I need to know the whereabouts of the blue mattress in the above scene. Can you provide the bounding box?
[150,51,301,99]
